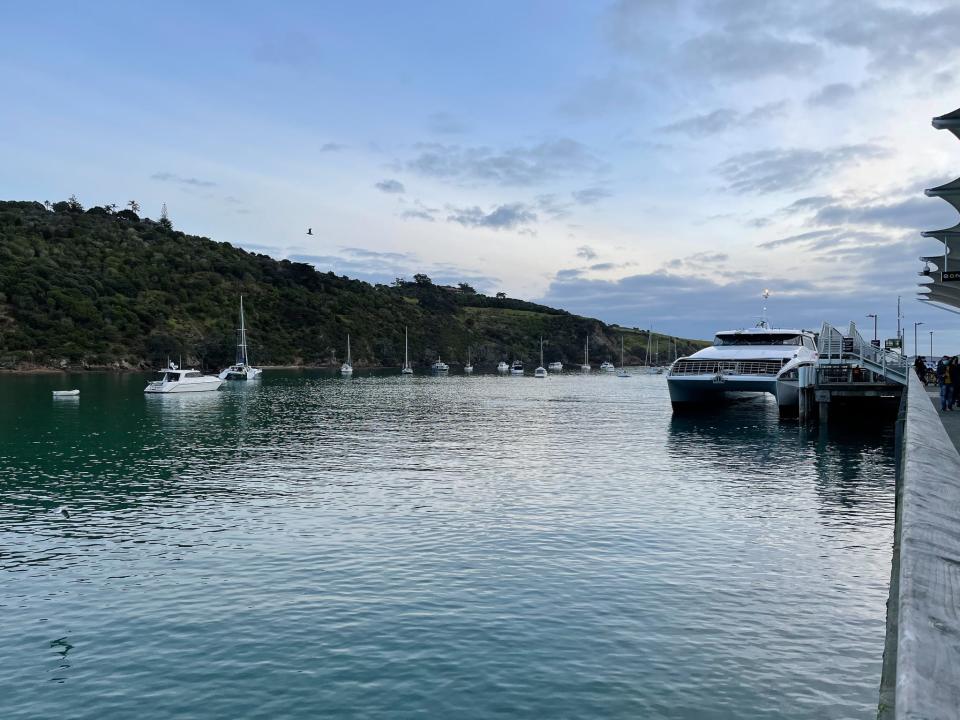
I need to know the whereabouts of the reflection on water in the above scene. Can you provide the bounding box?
[0,371,894,719]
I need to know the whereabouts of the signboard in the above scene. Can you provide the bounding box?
[885,338,902,349]
[871,339,881,348]
[842,337,854,353]
[943,270,960,282]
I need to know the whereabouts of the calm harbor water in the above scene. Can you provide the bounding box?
[0,370,895,719]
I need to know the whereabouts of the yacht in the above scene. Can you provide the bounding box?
[145,363,223,393]
[497,361,509,373]
[581,336,591,372]
[599,360,616,373]
[431,357,449,374]
[548,361,563,372]
[616,336,630,378]
[510,359,524,375]
[534,338,547,378]
[219,296,263,381]
[341,334,353,376]
[401,326,413,374]
[667,323,818,412]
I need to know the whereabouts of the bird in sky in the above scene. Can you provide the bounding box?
[306,228,313,235]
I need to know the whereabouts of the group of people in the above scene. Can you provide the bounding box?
[925,355,960,411]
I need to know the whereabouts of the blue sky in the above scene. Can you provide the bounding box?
[3,1,960,349]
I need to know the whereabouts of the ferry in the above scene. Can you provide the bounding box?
[145,364,223,393]
[667,324,818,412]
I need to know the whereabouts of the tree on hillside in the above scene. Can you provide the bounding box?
[413,273,432,286]
[105,203,118,214]
[159,202,172,230]
[67,194,83,212]
[495,292,506,299]
[458,282,476,294]
[43,200,52,211]
[128,200,140,213]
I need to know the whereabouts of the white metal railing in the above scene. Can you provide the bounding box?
[816,321,909,384]
[669,358,786,376]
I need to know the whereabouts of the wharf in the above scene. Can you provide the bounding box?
[925,385,960,452]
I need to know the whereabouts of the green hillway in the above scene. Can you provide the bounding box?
[0,199,708,371]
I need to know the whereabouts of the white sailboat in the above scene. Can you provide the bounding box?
[644,327,659,374]
[341,334,353,375]
[534,337,547,378]
[581,336,591,372]
[617,335,630,377]
[464,347,474,374]
[401,326,413,374]
[219,295,263,380]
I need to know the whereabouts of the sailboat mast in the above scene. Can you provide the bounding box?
[347,334,351,365]
[646,327,652,367]
[404,326,409,368]
[238,295,248,365]
[620,335,624,368]
[540,337,544,365]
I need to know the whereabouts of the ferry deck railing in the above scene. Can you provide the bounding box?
[817,321,909,386]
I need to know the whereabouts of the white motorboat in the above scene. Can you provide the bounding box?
[510,359,524,375]
[431,357,449,373]
[497,361,509,373]
[341,334,353,375]
[401,326,414,374]
[52,389,79,396]
[534,337,547,378]
[548,361,563,372]
[616,336,630,378]
[219,295,263,381]
[668,323,818,412]
[599,360,615,373]
[145,364,223,393]
[581,336,591,372]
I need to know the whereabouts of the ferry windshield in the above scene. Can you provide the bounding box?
[714,333,804,346]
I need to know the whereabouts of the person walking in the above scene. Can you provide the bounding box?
[915,355,927,384]
[937,355,951,410]
[950,357,959,410]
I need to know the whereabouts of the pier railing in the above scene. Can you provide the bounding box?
[817,321,909,385]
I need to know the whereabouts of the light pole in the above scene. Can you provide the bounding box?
[897,296,902,346]
[930,330,934,357]
[866,313,878,343]
[914,321,925,358]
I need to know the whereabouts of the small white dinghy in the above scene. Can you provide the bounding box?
[52,389,80,396]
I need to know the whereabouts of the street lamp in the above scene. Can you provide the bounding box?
[866,313,878,343]
[914,321,925,358]
[930,330,934,357]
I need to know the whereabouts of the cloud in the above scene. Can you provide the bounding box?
[151,172,217,188]
[426,112,467,135]
[320,142,345,153]
[572,187,613,205]
[678,31,822,81]
[758,229,840,250]
[375,178,406,194]
[576,245,598,260]
[811,196,956,230]
[446,203,537,230]
[664,251,730,269]
[400,209,435,222]
[716,143,889,194]
[404,138,605,187]
[806,82,857,107]
[535,194,572,219]
[558,70,646,118]
[659,100,788,136]
[782,195,835,213]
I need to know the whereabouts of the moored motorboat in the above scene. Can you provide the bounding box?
[52,389,79,396]
[510,359,524,375]
[497,361,509,373]
[548,361,563,372]
[431,357,449,373]
[599,360,615,373]
[145,364,223,393]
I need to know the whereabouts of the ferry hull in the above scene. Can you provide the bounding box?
[668,375,797,409]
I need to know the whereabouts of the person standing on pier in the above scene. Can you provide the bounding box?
[937,355,951,410]
[915,355,928,384]
[950,357,959,410]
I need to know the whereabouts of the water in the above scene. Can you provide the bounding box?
[0,371,895,719]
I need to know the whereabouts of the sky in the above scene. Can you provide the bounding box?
[3,0,960,350]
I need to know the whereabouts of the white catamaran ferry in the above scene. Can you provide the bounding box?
[667,323,818,412]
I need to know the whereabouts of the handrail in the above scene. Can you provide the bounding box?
[817,321,908,384]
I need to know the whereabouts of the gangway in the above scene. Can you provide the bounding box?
[816,321,909,386]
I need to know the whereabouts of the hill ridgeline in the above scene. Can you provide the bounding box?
[0,200,708,371]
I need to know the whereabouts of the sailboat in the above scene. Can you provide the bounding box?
[534,337,547,378]
[581,336,591,372]
[617,335,630,378]
[219,295,263,380]
[464,347,474,374]
[401,326,413,374]
[644,327,659,374]
[340,334,353,375]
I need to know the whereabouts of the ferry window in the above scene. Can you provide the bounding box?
[803,336,816,350]
[715,334,802,346]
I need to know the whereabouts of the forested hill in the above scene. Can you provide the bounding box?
[0,200,708,371]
